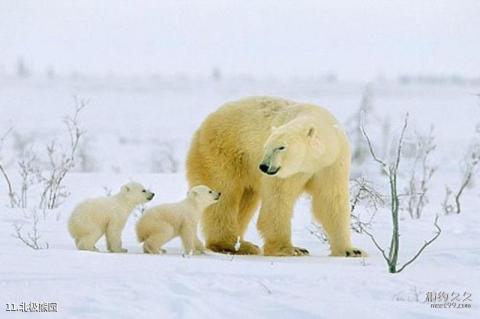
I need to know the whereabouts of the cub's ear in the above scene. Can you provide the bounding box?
[121,185,130,193]
[307,126,316,138]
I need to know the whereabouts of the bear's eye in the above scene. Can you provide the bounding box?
[278,146,286,151]
[209,191,212,194]
[142,190,146,193]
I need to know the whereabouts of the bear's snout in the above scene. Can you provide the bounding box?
[259,163,280,175]
[147,193,155,200]
[259,163,269,173]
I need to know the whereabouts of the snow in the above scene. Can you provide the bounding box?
[1,1,480,317]
[0,76,479,318]
[1,173,479,319]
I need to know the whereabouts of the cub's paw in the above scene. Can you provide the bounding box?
[263,245,309,257]
[332,248,367,257]
[236,241,261,255]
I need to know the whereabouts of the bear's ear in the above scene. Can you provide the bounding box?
[121,185,130,193]
[307,126,316,138]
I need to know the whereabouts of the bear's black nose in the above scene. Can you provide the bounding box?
[259,164,269,173]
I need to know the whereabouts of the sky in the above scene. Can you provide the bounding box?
[0,0,479,81]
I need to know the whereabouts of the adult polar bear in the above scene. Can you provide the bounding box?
[187,96,365,257]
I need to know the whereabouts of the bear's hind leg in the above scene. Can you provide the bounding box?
[143,224,174,254]
[76,230,102,251]
[143,234,171,254]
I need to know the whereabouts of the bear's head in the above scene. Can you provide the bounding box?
[120,182,155,204]
[259,124,325,178]
[188,185,221,209]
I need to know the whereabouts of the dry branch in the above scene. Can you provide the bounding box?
[0,163,17,207]
[12,209,49,250]
[360,113,441,273]
[39,97,86,209]
[396,216,441,273]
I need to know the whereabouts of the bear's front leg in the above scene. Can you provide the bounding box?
[309,167,367,258]
[106,224,127,253]
[257,177,310,256]
[202,187,242,254]
[180,224,197,255]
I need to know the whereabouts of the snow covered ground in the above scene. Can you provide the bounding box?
[1,171,479,319]
[2,1,479,317]
[0,75,479,319]
[0,172,479,319]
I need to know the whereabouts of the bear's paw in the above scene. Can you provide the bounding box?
[332,248,367,257]
[263,244,309,257]
[237,241,261,255]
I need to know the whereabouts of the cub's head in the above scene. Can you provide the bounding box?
[120,182,155,204]
[187,185,221,208]
[259,124,323,178]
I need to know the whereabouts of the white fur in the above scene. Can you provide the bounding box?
[68,182,154,252]
[136,185,220,255]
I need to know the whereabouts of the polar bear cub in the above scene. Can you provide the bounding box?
[68,182,154,252]
[136,185,220,255]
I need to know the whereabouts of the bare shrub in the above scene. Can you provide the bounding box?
[308,177,384,243]
[346,85,392,176]
[17,151,39,208]
[12,208,49,250]
[443,139,480,214]
[404,128,437,219]
[360,113,441,273]
[306,222,328,244]
[38,97,86,209]
[1,98,87,211]
[0,127,17,207]
[350,177,384,233]
[0,162,17,207]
